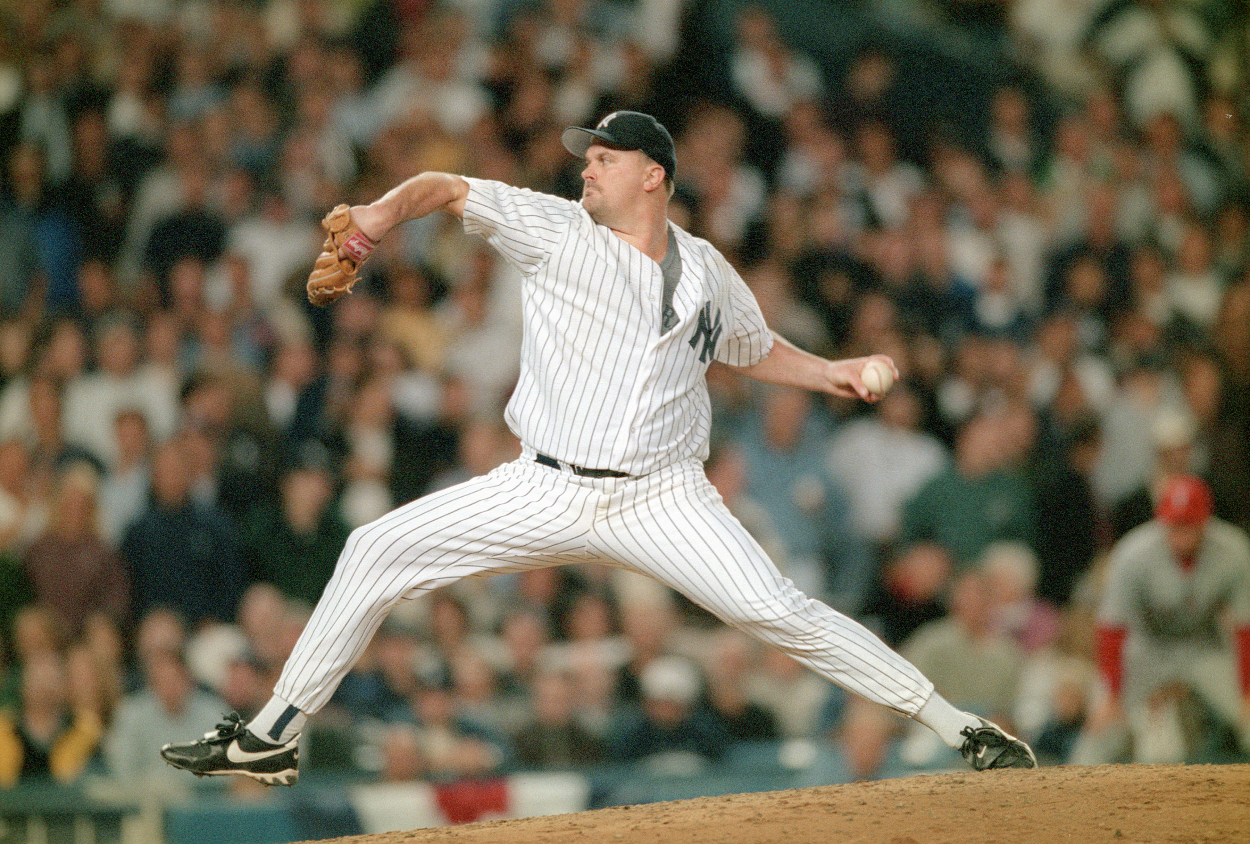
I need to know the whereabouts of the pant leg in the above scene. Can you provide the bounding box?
[1186,650,1242,724]
[274,459,595,714]
[590,460,934,716]
[1185,649,1250,752]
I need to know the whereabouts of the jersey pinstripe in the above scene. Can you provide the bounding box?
[461,177,773,475]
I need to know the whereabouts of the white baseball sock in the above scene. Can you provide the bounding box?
[248,696,307,744]
[913,691,982,749]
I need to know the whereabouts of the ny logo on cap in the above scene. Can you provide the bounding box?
[597,112,620,130]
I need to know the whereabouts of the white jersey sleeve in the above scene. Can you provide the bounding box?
[461,177,580,275]
[711,250,773,367]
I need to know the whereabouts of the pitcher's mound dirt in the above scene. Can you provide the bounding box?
[307,763,1250,844]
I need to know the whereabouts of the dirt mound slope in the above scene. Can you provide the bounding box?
[304,763,1250,844]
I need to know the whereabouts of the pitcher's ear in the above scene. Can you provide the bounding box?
[645,162,667,192]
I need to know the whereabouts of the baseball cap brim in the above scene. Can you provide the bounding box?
[561,127,616,159]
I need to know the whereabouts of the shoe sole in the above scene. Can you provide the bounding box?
[165,761,298,787]
[993,750,1037,769]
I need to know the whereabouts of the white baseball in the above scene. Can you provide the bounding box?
[860,359,895,397]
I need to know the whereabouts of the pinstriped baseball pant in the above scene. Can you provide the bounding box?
[274,456,934,716]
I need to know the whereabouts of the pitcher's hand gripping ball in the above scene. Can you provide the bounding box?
[306,204,377,306]
[860,358,895,398]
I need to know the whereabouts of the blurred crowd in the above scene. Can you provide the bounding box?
[0,0,1248,797]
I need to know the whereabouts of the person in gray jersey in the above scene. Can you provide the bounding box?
[1073,474,1250,764]
[160,111,1035,786]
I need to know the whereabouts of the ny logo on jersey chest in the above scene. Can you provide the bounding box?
[689,301,723,363]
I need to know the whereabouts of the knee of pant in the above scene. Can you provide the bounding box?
[337,522,441,589]
[335,524,394,579]
[724,590,825,636]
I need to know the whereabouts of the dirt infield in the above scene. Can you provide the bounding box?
[308,763,1250,844]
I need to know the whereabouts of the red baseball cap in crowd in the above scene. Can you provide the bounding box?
[1154,474,1214,526]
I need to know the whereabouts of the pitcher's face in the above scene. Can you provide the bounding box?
[579,144,657,223]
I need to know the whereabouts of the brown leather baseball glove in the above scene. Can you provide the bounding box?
[306,204,377,306]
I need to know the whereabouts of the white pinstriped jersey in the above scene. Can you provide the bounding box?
[462,177,774,476]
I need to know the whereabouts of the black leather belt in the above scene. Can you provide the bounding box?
[534,452,630,478]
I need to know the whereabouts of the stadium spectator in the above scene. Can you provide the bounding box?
[10,604,63,671]
[0,143,78,316]
[896,404,1038,568]
[104,644,228,792]
[979,541,1061,654]
[120,436,246,628]
[0,439,45,554]
[243,444,348,606]
[826,380,949,558]
[730,5,824,123]
[0,651,103,786]
[387,671,511,781]
[734,384,873,612]
[607,654,732,767]
[900,569,1025,732]
[859,541,953,650]
[512,664,608,769]
[96,408,153,548]
[22,462,128,640]
[63,312,175,470]
[697,629,779,742]
[744,645,837,741]
[1029,413,1104,607]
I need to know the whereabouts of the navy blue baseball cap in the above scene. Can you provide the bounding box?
[562,111,677,180]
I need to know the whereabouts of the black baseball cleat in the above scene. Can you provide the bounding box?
[161,712,299,786]
[959,718,1037,771]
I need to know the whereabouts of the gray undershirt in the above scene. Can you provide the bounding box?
[659,225,681,334]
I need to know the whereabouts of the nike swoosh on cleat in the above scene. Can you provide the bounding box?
[225,739,292,764]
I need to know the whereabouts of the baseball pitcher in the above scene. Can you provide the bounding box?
[160,112,1035,785]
